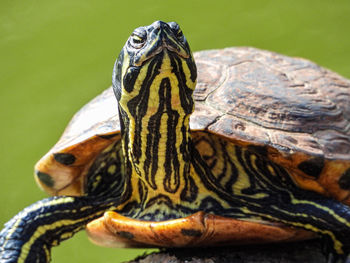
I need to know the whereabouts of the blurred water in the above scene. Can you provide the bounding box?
[0,0,349,262]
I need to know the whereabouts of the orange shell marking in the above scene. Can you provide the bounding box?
[86,211,316,248]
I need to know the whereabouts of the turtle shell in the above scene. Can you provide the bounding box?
[35,47,350,204]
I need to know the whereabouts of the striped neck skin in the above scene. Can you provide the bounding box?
[0,195,120,263]
[116,49,196,203]
[112,22,197,207]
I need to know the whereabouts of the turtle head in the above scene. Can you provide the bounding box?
[112,21,197,119]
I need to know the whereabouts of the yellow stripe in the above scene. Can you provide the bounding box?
[244,205,344,254]
[3,197,75,252]
[17,206,101,262]
[292,199,350,228]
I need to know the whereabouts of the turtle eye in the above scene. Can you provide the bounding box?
[129,34,146,49]
[129,28,147,49]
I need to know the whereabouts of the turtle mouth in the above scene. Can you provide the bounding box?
[133,44,189,68]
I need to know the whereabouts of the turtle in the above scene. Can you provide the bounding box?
[1,20,350,263]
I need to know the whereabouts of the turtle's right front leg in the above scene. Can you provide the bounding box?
[0,195,119,263]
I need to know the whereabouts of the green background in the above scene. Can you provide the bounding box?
[0,0,349,262]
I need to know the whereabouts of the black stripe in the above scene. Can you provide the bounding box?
[112,49,124,101]
[0,195,121,263]
[138,178,148,209]
[123,66,140,93]
[128,56,162,165]
[169,53,194,114]
[180,171,198,202]
[118,108,133,204]
[186,56,197,83]
[180,124,198,202]
[219,139,239,192]
[163,77,181,193]
[143,77,166,190]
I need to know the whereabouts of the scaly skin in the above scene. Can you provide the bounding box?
[0,195,121,263]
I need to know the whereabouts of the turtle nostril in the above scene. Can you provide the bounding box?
[152,21,161,29]
[151,20,169,31]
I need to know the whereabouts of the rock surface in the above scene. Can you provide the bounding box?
[128,240,328,263]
